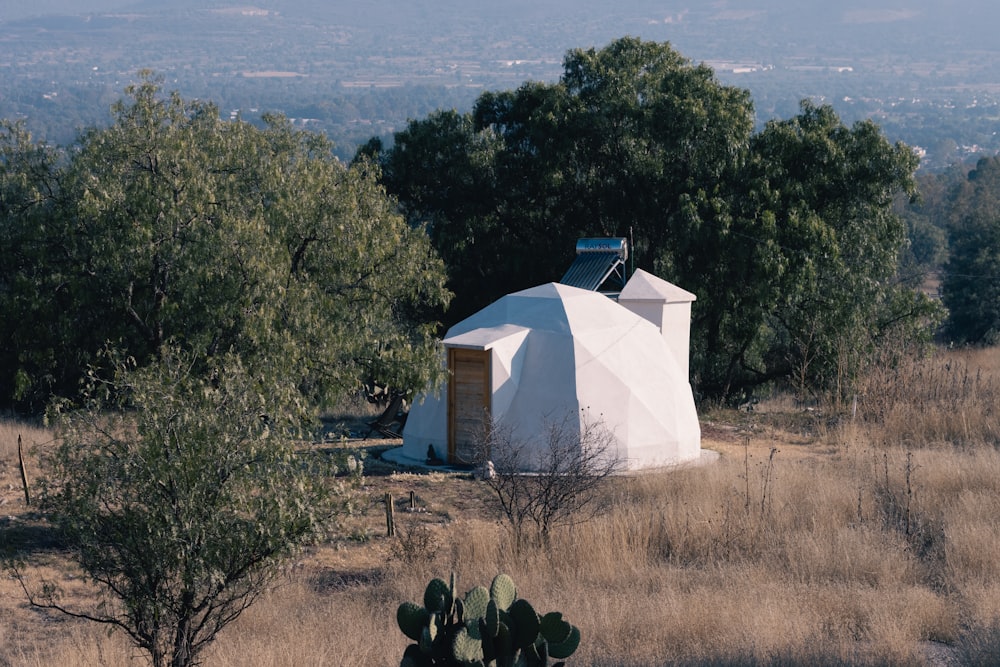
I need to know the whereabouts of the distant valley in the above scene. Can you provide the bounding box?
[2,1,999,167]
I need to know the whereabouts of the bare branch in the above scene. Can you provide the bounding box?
[474,410,622,551]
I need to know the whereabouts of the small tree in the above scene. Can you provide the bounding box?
[476,411,621,551]
[17,348,343,667]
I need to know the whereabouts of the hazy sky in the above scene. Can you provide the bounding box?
[3,1,999,66]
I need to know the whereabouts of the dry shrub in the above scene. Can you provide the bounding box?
[602,460,778,566]
[496,448,963,665]
[0,623,134,667]
[954,579,1000,667]
[0,414,51,457]
[14,435,990,666]
[816,585,956,644]
[950,584,1000,667]
[955,581,1000,629]
[389,519,440,565]
[944,496,1000,586]
[777,524,917,588]
[550,566,936,666]
[439,518,509,577]
[854,346,1000,448]
[0,414,51,510]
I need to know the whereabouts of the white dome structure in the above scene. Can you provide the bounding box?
[397,278,701,471]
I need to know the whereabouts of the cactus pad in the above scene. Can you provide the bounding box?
[484,599,500,638]
[489,573,516,611]
[463,585,490,621]
[424,577,452,614]
[396,572,580,666]
[452,627,484,664]
[508,598,540,650]
[547,625,581,659]
[397,601,429,641]
[539,611,572,644]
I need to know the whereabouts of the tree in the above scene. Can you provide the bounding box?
[474,412,621,552]
[941,156,1000,343]
[896,166,963,282]
[377,38,754,326]
[18,348,344,667]
[373,108,506,323]
[0,74,451,410]
[377,39,935,401]
[717,101,941,400]
[0,120,63,406]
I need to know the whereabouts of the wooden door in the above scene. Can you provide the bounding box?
[448,348,491,464]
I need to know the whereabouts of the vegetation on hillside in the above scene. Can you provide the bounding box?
[897,156,1000,344]
[0,75,449,667]
[940,157,1000,344]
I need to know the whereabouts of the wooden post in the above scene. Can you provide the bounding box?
[409,490,415,510]
[18,434,31,506]
[385,492,395,537]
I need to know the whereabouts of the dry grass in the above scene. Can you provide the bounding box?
[856,346,1000,448]
[3,346,1000,665]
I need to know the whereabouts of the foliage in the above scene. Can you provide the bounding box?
[895,167,960,279]
[390,521,441,565]
[375,38,935,401]
[397,573,580,667]
[17,347,343,667]
[0,74,451,411]
[0,119,64,406]
[374,108,505,324]
[475,412,621,551]
[378,38,753,326]
[941,156,1000,344]
[731,101,943,401]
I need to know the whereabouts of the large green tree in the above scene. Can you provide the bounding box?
[379,38,754,325]
[730,102,938,398]
[375,38,934,400]
[941,156,1000,344]
[372,108,503,323]
[0,75,450,409]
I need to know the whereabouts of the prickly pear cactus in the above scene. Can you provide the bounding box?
[395,573,580,667]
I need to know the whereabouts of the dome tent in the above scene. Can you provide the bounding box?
[397,279,701,471]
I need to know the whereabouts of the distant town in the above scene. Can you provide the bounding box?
[2,1,999,168]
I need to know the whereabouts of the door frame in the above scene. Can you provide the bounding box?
[447,347,491,464]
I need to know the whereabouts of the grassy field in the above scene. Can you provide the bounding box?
[1,347,999,666]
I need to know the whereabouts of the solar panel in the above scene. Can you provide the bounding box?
[559,251,625,291]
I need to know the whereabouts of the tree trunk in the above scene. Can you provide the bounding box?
[171,595,195,667]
